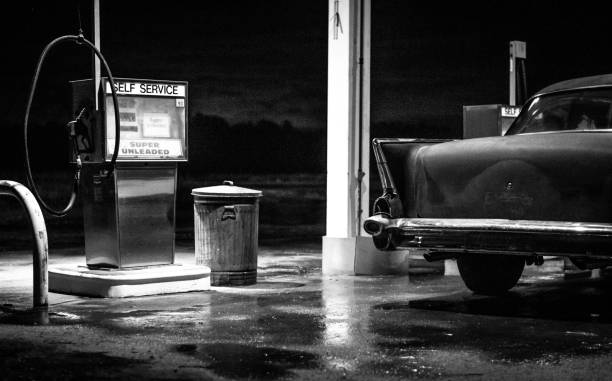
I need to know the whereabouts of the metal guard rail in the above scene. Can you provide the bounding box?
[0,180,48,316]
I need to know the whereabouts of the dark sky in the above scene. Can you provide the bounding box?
[2,1,612,130]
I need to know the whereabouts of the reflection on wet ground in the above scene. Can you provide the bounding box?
[174,343,319,379]
[2,249,612,380]
[1,339,150,379]
[407,276,612,323]
[371,306,612,364]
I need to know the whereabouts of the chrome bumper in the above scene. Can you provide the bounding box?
[363,215,612,257]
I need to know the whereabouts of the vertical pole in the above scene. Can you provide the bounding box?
[509,42,516,106]
[356,0,371,236]
[325,0,360,240]
[509,41,526,106]
[325,0,398,275]
[92,0,101,110]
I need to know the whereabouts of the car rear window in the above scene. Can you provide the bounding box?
[506,88,612,135]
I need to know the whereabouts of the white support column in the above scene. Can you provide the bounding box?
[322,0,410,275]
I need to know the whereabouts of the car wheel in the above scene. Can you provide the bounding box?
[457,254,525,295]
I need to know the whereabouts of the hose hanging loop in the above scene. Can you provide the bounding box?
[24,34,121,217]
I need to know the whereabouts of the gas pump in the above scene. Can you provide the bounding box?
[23,30,209,296]
[72,78,188,268]
[462,40,526,139]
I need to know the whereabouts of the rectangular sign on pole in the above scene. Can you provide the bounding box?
[105,81,186,97]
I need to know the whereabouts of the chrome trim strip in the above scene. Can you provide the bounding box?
[364,215,612,256]
[384,217,612,235]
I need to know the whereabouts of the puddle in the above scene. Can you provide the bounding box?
[173,343,319,380]
[212,281,306,293]
[356,356,444,378]
[1,339,148,379]
[0,305,51,325]
[370,276,612,365]
[49,311,81,320]
[404,277,612,323]
[253,311,325,346]
[370,304,612,365]
[259,265,317,277]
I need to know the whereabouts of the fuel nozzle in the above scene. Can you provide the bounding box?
[66,107,86,177]
[66,107,87,136]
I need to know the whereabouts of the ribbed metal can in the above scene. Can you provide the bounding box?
[192,180,262,285]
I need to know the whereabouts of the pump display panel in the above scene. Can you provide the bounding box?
[103,79,187,161]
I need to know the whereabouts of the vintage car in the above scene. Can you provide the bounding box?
[364,74,612,295]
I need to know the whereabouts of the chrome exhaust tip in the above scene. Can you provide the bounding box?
[363,214,391,237]
[364,220,383,236]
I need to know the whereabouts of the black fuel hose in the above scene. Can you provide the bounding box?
[24,33,121,217]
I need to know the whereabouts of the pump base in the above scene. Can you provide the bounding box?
[49,264,211,298]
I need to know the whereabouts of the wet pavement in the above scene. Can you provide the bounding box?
[2,245,612,380]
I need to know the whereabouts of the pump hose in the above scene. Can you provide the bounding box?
[24,34,121,217]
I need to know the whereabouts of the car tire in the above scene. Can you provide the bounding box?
[457,254,525,295]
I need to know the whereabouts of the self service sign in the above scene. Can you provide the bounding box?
[103,79,188,161]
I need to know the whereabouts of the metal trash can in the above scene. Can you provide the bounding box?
[192,180,262,286]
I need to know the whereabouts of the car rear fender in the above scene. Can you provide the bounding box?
[371,138,452,218]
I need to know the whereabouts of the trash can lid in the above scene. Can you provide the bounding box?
[192,180,262,197]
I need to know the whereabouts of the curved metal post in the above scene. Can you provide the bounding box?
[0,180,48,310]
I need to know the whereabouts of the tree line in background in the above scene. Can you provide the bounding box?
[188,114,325,173]
[1,113,460,174]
